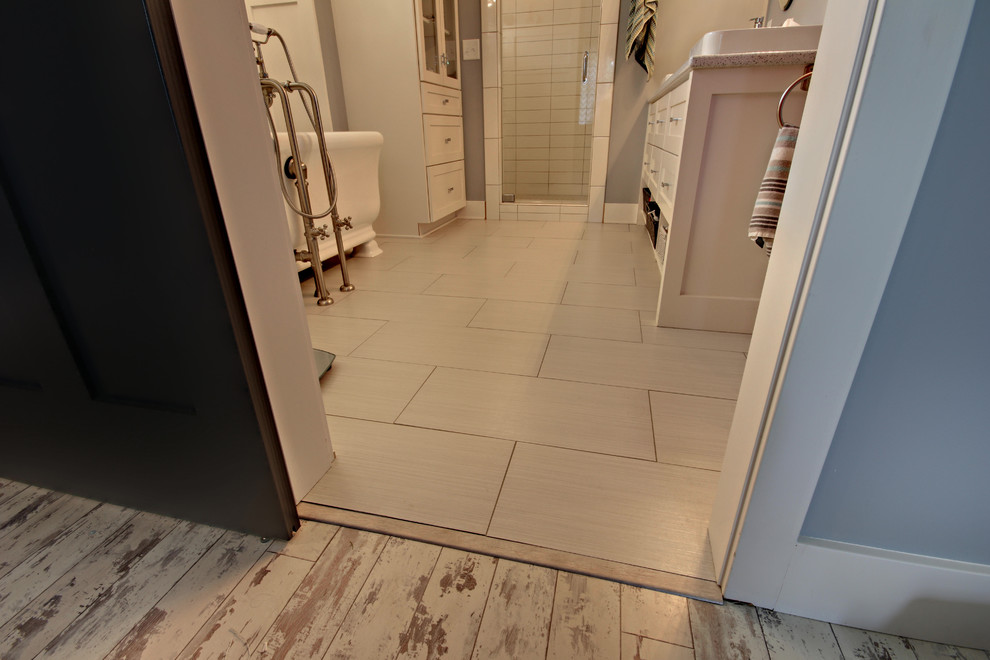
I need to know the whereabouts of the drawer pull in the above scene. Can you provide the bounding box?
[660,181,671,188]
[669,117,682,123]
[657,119,665,124]
[444,137,452,143]
[650,169,659,174]
[442,98,450,104]
[447,186,455,193]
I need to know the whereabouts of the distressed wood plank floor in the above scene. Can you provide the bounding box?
[0,482,986,660]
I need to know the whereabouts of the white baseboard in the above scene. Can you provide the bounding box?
[459,200,486,220]
[769,538,990,649]
[604,202,639,224]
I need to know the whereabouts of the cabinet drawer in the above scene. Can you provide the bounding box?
[423,114,464,166]
[650,103,668,147]
[421,82,462,115]
[427,160,466,220]
[665,98,687,155]
[657,149,679,213]
[646,144,662,193]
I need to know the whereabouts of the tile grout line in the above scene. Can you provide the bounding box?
[485,442,518,537]
[390,366,438,424]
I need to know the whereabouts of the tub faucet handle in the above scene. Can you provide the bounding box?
[750,16,765,28]
[334,215,353,231]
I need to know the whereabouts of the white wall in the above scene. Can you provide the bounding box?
[605,0,765,204]
[171,0,334,501]
[766,0,828,27]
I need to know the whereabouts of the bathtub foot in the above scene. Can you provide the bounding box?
[351,239,383,258]
[340,283,355,292]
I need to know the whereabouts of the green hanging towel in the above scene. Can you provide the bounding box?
[625,0,659,79]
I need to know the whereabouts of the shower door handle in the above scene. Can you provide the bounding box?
[582,51,589,84]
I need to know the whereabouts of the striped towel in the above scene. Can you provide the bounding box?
[749,125,799,255]
[625,0,659,80]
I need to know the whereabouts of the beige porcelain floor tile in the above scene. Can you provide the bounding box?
[391,255,516,277]
[641,326,752,353]
[397,368,655,460]
[634,266,661,287]
[353,322,550,376]
[575,249,658,269]
[321,290,484,326]
[424,274,566,304]
[319,357,434,423]
[488,443,719,579]
[470,299,642,342]
[563,282,660,312]
[540,335,746,399]
[640,310,658,325]
[333,268,441,294]
[372,242,476,260]
[529,237,632,254]
[306,315,386,355]
[335,251,411,271]
[490,220,547,237]
[584,223,631,234]
[534,222,588,238]
[464,245,578,264]
[306,417,514,534]
[650,392,735,471]
[429,234,535,249]
[507,261,637,286]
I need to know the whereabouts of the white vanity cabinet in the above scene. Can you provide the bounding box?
[642,63,810,333]
[332,0,466,236]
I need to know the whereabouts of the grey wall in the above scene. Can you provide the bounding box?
[459,0,485,201]
[605,0,765,204]
[766,0,828,27]
[314,0,348,131]
[801,1,990,565]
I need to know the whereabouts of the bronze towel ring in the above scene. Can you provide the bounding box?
[777,71,814,128]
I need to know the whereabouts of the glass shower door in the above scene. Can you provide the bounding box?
[501,3,601,203]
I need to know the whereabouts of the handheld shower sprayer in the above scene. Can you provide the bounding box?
[248,22,272,37]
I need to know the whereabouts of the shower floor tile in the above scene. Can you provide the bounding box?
[307,417,514,534]
[319,356,434,423]
[397,367,655,460]
[487,443,719,580]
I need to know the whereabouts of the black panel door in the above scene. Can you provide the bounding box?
[0,1,296,538]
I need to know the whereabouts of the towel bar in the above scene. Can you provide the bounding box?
[778,71,814,128]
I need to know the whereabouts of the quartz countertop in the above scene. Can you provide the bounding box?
[651,49,817,102]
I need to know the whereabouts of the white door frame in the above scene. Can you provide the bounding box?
[709,0,988,648]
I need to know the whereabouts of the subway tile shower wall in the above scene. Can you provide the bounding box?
[500,0,602,200]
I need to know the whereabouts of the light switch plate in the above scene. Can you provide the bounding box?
[462,38,481,61]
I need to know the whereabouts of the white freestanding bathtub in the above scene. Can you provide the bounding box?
[275,131,384,268]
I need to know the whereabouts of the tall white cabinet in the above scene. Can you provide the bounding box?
[332,0,466,237]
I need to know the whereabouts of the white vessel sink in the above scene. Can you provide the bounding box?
[689,25,822,58]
